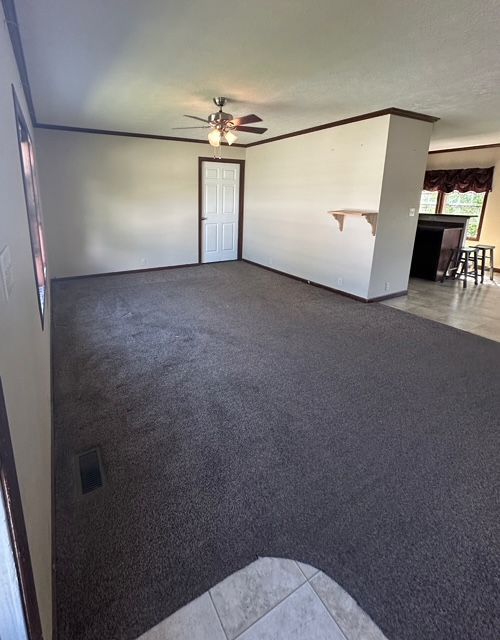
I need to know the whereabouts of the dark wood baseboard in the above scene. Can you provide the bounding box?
[244,259,365,299]
[51,259,414,300]
[369,290,408,302]
[51,262,200,282]
[243,259,407,303]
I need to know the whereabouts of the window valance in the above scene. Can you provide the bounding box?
[423,167,494,193]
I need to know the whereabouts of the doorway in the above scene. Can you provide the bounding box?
[0,379,43,640]
[198,158,245,263]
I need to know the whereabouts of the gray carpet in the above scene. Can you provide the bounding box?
[52,261,500,640]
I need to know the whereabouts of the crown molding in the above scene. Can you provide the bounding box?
[429,142,500,154]
[34,107,439,149]
[245,107,439,148]
[4,0,439,150]
[33,122,247,147]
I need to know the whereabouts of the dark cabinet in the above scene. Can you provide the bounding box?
[411,225,462,281]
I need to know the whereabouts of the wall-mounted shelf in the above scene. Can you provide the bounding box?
[328,210,378,236]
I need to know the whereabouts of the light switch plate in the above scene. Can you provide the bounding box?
[0,245,14,300]
[409,208,416,217]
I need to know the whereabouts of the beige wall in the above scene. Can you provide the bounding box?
[35,130,246,278]
[427,147,500,267]
[244,116,391,299]
[0,16,52,639]
[243,114,433,300]
[368,116,433,298]
[36,116,438,294]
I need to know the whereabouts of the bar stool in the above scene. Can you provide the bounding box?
[474,244,495,282]
[443,247,479,288]
[457,247,479,288]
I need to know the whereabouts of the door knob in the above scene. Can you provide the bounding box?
[201,217,207,220]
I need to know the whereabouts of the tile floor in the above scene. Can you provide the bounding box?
[137,557,388,640]
[381,276,500,342]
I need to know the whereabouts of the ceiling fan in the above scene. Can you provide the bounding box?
[173,97,267,147]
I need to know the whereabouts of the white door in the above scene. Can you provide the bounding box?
[0,490,29,640]
[201,162,240,263]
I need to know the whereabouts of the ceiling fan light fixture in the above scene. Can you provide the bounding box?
[224,130,238,146]
[208,128,222,147]
[178,98,264,150]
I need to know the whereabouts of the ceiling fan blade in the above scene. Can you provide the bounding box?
[172,126,210,129]
[184,115,209,123]
[234,125,268,134]
[230,114,262,126]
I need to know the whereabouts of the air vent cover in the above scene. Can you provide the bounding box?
[78,448,104,494]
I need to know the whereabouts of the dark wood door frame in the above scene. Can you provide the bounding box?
[198,157,245,264]
[0,377,44,640]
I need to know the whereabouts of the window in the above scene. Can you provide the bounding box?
[418,189,487,241]
[13,88,47,327]
[419,190,439,213]
[442,191,486,240]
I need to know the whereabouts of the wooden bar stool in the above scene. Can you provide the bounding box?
[457,247,479,288]
[443,247,479,288]
[474,244,495,282]
[441,247,460,283]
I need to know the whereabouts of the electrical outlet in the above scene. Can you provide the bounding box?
[337,277,343,286]
[409,207,416,217]
[384,281,390,291]
[140,257,147,266]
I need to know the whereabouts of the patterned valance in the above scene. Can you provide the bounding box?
[423,167,494,193]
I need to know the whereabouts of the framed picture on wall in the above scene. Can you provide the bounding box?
[12,87,48,328]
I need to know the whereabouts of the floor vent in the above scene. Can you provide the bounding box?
[78,448,104,494]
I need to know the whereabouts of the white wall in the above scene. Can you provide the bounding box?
[243,116,391,299]
[368,116,433,298]
[427,146,500,268]
[35,129,245,278]
[0,15,52,639]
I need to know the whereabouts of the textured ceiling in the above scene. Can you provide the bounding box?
[15,0,500,149]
